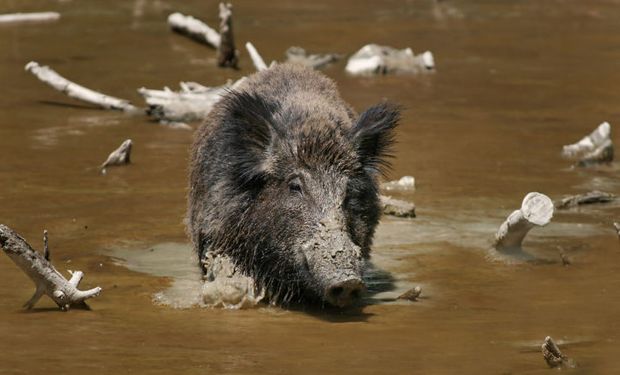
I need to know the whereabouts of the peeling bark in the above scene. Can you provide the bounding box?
[494,192,553,251]
[0,225,101,311]
[25,61,138,112]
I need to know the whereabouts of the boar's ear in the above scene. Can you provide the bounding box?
[221,91,280,186]
[350,102,400,176]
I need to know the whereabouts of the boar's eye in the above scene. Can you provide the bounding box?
[288,177,303,195]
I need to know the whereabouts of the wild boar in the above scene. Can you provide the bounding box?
[188,64,399,307]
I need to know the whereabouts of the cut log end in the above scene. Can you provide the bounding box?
[494,192,553,251]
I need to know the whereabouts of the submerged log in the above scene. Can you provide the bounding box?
[380,195,416,218]
[216,3,238,68]
[25,61,138,112]
[245,42,268,71]
[139,79,245,124]
[0,225,101,311]
[541,336,576,369]
[285,46,341,69]
[555,190,615,209]
[101,139,132,173]
[345,44,435,76]
[562,122,613,166]
[168,12,220,48]
[494,192,554,251]
[397,286,422,301]
[0,12,60,24]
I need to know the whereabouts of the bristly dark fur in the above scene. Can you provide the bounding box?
[187,64,400,306]
[350,102,400,177]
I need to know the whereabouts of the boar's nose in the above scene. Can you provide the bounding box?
[325,278,365,308]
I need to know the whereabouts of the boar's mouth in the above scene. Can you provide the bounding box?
[299,216,366,308]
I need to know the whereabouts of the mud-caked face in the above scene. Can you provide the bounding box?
[258,165,379,307]
[211,91,399,307]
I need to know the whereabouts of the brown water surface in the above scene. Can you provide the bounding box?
[1,0,620,373]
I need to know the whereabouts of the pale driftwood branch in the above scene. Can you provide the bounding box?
[25,61,138,111]
[139,80,239,123]
[168,12,220,48]
[555,190,615,209]
[381,176,415,192]
[380,195,416,218]
[0,225,101,311]
[562,122,613,166]
[494,192,553,251]
[217,3,238,68]
[0,12,60,23]
[345,44,435,76]
[101,139,132,173]
[285,46,341,69]
[397,286,422,301]
[245,42,268,72]
[542,336,576,369]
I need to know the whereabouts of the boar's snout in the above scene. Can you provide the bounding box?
[300,211,366,307]
[325,277,365,307]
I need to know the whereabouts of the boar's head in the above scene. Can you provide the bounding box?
[199,91,399,307]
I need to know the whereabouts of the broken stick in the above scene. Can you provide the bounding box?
[245,42,268,71]
[168,12,220,48]
[555,190,615,209]
[0,12,60,23]
[101,139,132,173]
[285,46,341,70]
[139,79,245,124]
[217,3,238,68]
[380,195,416,218]
[541,336,576,368]
[562,122,614,166]
[494,192,554,251]
[0,225,101,311]
[345,44,435,76]
[25,61,138,111]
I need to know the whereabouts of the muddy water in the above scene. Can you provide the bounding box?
[1,0,620,373]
